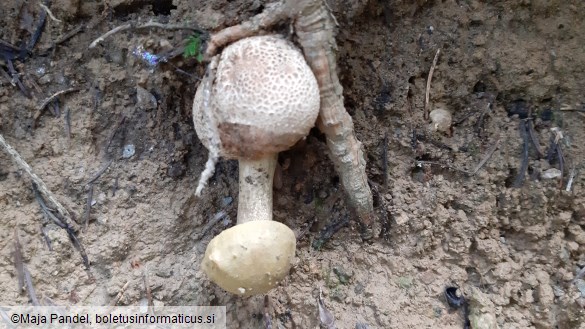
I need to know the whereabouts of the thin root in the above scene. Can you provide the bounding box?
[89,22,205,48]
[39,3,62,23]
[424,49,441,120]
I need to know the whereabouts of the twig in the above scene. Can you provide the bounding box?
[565,167,576,192]
[424,49,441,120]
[312,214,350,250]
[264,295,273,329]
[39,3,62,23]
[194,210,228,241]
[526,120,544,158]
[512,121,529,188]
[369,181,390,241]
[382,132,389,191]
[474,102,493,137]
[66,227,90,269]
[86,159,114,185]
[55,24,85,45]
[32,184,89,269]
[89,23,131,48]
[0,308,16,329]
[0,66,15,85]
[27,1,48,54]
[415,133,453,151]
[110,281,130,306]
[296,217,317,241]
[64,107,71,139]
[40,225,53,251]
[23,267,40,306]
[3,57,31,97]
[33,183,67,229]
[83,184,94,232]
[556,141,565,189]
[318,288,337,329]
[0,134,72,219]
[89,22,205,48]
[13,229,25,293]
[471,136,501,175]
[104,116,126,153]
[143,267,154,311]
[415,161,470,175]
[36,87,79,112]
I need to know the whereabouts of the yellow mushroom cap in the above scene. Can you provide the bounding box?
[202,221,296,296]
[193,35,321,159]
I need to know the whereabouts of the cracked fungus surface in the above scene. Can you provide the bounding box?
[194,35,320,158]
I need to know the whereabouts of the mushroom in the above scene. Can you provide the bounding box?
[192,35,321,296]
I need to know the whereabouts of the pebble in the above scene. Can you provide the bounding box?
[122,144,135,158]
[575,279,585,297]
[429,108,452,133]
[542,168,562,179]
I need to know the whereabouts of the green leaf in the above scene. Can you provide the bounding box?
[183,34,203,61]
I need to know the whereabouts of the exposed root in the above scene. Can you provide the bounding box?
[424,49,441,120]
[294,1,374,238]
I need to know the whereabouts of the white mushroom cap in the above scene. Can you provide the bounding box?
[202,221,296,296]
[193,35,320,159]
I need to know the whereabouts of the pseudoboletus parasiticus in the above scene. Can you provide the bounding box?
[192,35,320,296]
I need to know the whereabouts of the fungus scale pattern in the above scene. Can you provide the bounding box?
[194,35,320,159]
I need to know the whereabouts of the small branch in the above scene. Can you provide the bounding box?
[89,23,131,48]
[86,159,114,185]
[89,22,205,48]
[0,134,72,220]
[143,266,154,311]
[64,107,72,139]
[40,225,53,251]
[13,229,25,294]
[66,227,90,269]
[23,267,40,306]
[33,183,68,229]
[37,87,79,112]
[415,161,470,175]
[512,121,530,188]
[526,120,544,158]
[369,181,390,241]
[382,132,389,190]
[110,281,130,306]
[471,136,501,175]
[565,167,576,192]
[556,141,565,190]
[26,1,47,55]
[318,288,337,329]
[83,184,94,232]
[55,24,85,45]
[39,3,62,23]
[312,214,350,251]
[424,49,441,120]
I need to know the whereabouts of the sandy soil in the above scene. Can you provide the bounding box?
[1,0,585,328]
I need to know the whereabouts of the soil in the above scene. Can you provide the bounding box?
[1,0,585,328]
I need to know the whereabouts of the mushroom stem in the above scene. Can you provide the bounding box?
[238,153,277,224]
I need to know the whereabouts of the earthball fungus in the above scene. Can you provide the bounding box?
[192,35,321,296]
